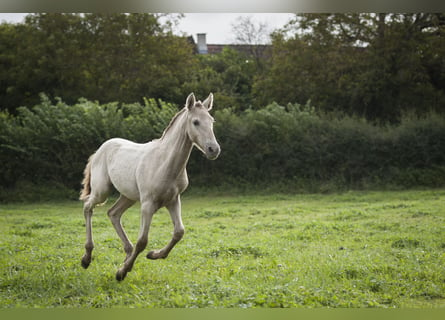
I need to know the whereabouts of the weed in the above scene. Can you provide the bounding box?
[210,246,265,258]
[391,238,422,249]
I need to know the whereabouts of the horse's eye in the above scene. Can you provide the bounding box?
[193,120,200,126]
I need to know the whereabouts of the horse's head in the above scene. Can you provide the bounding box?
[185,93,221,160]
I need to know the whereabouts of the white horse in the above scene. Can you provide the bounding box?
[79,93,220,281]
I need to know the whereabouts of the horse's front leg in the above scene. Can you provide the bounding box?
[107,195,136,261]
[116,200,156,281]
[147,195,184,260]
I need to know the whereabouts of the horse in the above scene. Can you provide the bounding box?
[79,93,220,281]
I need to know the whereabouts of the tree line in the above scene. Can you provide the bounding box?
[255,13,445,122]
[1,13,444,122]
[0,13,195,111]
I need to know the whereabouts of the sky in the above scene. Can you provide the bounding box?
[175,13,294,44]
[0,13,294,44]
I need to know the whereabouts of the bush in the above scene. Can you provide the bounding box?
[1,97,445,201]
[189,102,445,191]
[0,95,177,194]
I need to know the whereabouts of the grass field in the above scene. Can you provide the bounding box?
[0,189,444,308]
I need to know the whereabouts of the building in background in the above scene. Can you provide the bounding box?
[190,33,272,59]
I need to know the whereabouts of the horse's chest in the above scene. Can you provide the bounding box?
[146,174,188,206]
[152,186,179,207]
[167,174,188,193]
[137,150,189,204]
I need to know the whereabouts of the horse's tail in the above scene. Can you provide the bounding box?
[79,154,94,201]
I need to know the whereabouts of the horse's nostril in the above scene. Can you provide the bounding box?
[206,144,220,159]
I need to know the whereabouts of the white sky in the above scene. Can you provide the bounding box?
[176,13,294,44]
[0,13,294,44]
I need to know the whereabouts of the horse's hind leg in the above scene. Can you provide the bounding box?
[81,198,95,269]
[108,195,136,261]
[81,193,108,269]
[81,158,113,269]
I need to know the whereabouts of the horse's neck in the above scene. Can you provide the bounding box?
[158,112,193,177]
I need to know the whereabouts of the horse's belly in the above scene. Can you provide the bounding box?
[107,150,141,200]
[108,167,139,200]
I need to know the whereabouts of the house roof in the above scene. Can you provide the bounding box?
[187,35,272,58]
[207,44,271,58]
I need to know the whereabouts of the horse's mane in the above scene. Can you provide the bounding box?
[160,107,188,140]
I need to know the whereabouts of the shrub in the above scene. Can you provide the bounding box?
[1,97,445,200]
[0,95,177,193]
[189,102,445,191]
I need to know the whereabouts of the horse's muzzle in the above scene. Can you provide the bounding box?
[206,143,220,160]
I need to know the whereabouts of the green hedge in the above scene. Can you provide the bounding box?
[0,95,177,193]
[1,97,445,201]
[189,103,445,192]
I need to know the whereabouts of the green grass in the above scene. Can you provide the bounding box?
[0,189,444,308]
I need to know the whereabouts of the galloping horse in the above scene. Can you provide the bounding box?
[79,93,220,281]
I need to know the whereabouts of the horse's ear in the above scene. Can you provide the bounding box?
[203,93,213,111]
[186,93,196,110]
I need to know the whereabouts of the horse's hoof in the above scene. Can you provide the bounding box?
[147,250,167,260]
[81,257,90,269]
[115,269,127,281]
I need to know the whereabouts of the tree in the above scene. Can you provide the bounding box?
[230,15,271,69]
[0,13,197,112]
[255,13,445,122]
[182,47,257,111]
[231,15,270,45]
